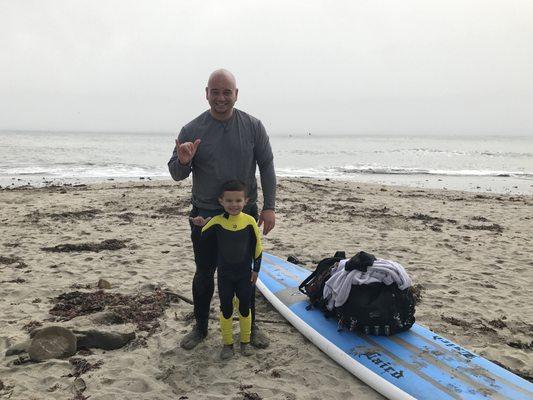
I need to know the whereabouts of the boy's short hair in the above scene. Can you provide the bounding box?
[219,180,246,197]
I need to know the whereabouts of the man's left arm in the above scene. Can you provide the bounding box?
[254,120,276,235]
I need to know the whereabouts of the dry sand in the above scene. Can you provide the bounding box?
[0,177,531,399]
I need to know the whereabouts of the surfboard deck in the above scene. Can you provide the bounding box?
[257,252,533,400]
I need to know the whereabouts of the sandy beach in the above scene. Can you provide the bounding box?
[0,177,531,400]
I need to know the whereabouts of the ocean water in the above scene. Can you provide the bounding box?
[0,131,532,195]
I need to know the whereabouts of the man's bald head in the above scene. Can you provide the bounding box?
[206,69,238,121]
[207,69,237,89]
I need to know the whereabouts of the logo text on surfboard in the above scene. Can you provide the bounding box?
[432,335,476,360]
[354,351,404,379]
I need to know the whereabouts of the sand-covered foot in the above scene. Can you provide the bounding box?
[240,342,253,357]
[250,326,269,349]
[220,344,234,360]
[180,326,206,350]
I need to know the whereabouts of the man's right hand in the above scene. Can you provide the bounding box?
[176,139,201,165]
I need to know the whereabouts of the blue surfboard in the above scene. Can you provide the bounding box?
[257,252,533,400]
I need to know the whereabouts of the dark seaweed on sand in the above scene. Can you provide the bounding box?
[41,239,128,253]
[50,289,172,333]
[70,394,90,400]
[67,357,104,378]
[0,255,27,268]
[22,320,43,333]
[461,223,504,233]
[240,392,262,400]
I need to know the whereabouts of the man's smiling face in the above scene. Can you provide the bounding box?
[205,71,238,120]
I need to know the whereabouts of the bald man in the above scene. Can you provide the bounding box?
[168,69,276,350]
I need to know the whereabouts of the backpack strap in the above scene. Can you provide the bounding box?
[298,270,318,295]
[298,254,344,295]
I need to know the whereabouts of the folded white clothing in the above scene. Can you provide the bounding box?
[323,258,412,310]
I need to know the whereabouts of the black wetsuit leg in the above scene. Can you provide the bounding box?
[235,272,253,317]
[189,206,222,334]
[218,267,252,318]
[218,271,237,319]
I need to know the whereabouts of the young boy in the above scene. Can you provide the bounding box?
[190,180,262,360]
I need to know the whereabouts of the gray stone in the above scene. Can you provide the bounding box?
[5,340,30,356]
[28,326,77,361]
[73,329,135,350]
[97,279,111,289]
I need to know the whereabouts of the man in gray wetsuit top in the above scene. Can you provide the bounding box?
[168,69,276,350]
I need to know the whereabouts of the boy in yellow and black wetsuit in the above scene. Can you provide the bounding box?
[191,180,262,360]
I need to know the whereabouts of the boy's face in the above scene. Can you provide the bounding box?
[219,190,247,215]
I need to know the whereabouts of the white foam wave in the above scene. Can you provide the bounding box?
[277,166,532,178]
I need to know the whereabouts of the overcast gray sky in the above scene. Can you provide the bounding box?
[1,0,532,135]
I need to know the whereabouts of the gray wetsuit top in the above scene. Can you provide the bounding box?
[168,109,276,211]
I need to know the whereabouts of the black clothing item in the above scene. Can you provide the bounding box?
[344,251,376,272]
[189,204,259,331]
[201,212,262,273]
[218,267,253,319]
[336,282,416,335]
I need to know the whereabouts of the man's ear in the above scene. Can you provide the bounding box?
[205,87,209,100]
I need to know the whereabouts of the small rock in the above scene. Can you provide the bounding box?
[47,383,60,392]
[72,377,86,393]
[90,311,124,325]
[74,329,135,350]
[5,340,31,357]
[97,279,111,289]
[140,282,159,292]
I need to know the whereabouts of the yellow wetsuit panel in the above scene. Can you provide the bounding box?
[201,212,262,271]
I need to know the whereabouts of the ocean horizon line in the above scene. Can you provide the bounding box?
[1,128,532,139]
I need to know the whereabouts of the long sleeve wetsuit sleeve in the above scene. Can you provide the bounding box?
[251,221,263,272]
[255,121,277,211]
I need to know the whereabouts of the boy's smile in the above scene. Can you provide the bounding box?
[219,190,247,216]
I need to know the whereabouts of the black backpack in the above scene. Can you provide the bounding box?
[336,282,416,335]
[298,251,345,309]
[299,252,416,336]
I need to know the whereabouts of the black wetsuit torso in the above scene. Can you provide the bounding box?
[201,212,262,318]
